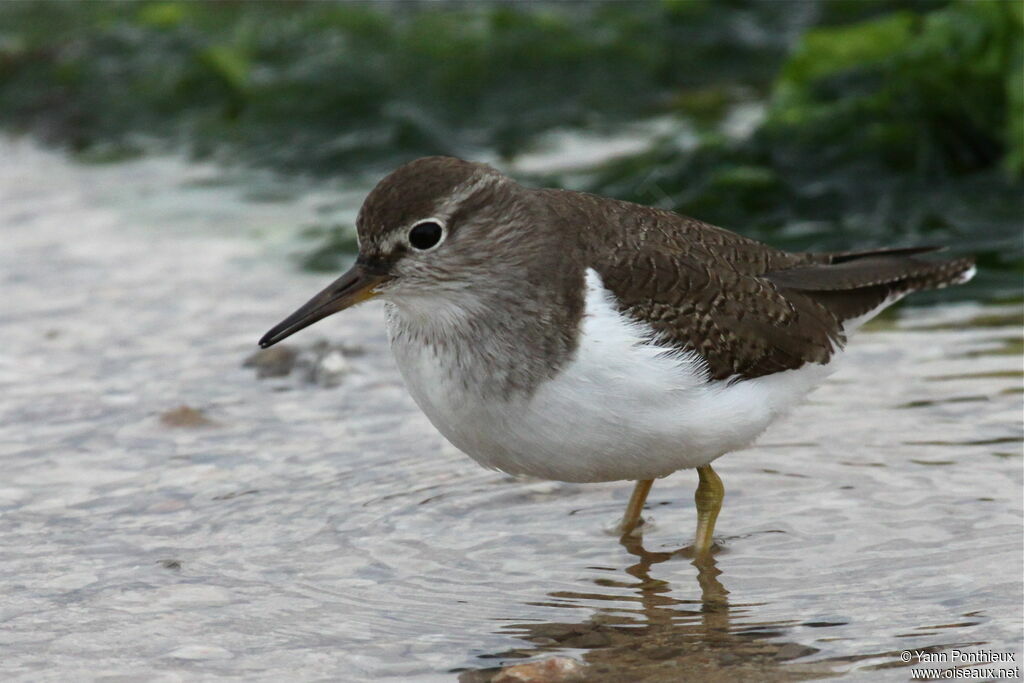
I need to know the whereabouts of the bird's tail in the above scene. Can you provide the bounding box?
[765,248,976,324]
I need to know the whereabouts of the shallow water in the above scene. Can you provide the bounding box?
[1,138,1021,682]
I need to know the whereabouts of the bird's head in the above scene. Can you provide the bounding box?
[259,156,535,348]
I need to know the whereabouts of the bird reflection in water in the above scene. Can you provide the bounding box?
[460,534,827,682]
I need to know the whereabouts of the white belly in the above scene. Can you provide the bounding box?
[387,270,837,483]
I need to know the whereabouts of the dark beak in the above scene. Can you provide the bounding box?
[258,264,391,348]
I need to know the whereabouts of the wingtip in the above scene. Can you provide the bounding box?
[955,262,977,285]
[829,245,946,264]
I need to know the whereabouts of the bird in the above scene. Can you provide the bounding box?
[259,156,975,557]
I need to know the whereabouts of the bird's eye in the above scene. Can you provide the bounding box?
[408,220,444,250]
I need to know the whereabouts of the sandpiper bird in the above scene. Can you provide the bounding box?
[259,157,975,556]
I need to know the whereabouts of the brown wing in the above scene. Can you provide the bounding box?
[593,240,843,381]
[554,191,974,381]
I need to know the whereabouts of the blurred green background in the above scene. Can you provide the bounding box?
[1,0,1021,299]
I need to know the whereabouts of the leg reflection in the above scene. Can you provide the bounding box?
[619,529,730,637]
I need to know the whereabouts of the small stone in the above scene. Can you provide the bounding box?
[247,341,357,386]
[492,657,586,683]
[160,405,216,428]
[243,345,298,378]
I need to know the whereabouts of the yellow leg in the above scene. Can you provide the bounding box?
[619,479,654,534]
[693,465,724,556]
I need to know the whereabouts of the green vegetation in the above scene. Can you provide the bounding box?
[0,0,1019,298]
[582,1,1023,292]
[0,1,827,170]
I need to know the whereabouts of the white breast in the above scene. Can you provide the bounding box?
[387,269,837,483]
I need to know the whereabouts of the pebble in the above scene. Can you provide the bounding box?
[159,405,216,428]
[243,341,354,386]
[243,345,298,378]
[492,657,586,683]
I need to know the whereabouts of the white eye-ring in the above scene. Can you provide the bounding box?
[407,219,446,251]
